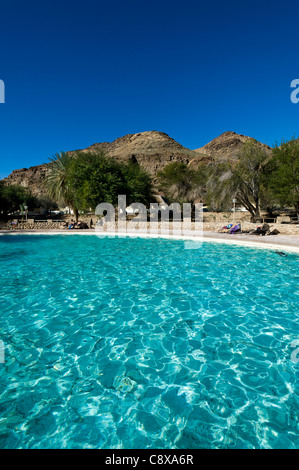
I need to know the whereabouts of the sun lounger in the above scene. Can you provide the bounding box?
[229,223,241,234]
[218,223,233,233]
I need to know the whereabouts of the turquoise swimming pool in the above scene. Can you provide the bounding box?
[0,234,298,448]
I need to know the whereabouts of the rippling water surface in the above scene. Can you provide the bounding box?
[0,234,298,449]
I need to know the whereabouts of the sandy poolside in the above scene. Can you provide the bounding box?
[1,228,299,253]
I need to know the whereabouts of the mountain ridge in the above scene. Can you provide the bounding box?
[2,130,272,197]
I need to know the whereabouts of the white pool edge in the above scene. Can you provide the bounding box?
[1,229,299,253]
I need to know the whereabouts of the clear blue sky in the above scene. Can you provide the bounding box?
[0,0,299,178]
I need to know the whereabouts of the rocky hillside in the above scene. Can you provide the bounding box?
[188,131,272,169]
[3,164,50,198]
[2,130,272,198]
[73,131,197,175]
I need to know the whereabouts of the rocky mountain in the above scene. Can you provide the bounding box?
[195,131,271,157]
[72,131,197,175]
[2,130,272,198]
[188,131,272,169]
[3,164,50,198]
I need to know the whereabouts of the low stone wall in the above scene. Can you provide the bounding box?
[3,221,66,230]
[94,220,299,236]
[203,212,250,223]
[1,214,298,236]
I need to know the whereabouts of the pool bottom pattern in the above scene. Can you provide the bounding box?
[0,235,298,448]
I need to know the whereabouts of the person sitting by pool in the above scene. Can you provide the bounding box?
[250,223,270,236]
[68,220,76,229]
[76,221,89,229]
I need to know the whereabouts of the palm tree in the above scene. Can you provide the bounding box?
[45,151,79,221]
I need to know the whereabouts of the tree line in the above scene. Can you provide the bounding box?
[157,137,299,221]
[0,137,298,222]
[0,152,153,219]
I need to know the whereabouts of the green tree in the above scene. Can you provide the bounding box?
[157,161,208,205]
[45,150,154,217]
[120,160,153,206]
[66,151,127,211]
[66,151,154,212]
[268,137,299,216]
[0,182,34,216]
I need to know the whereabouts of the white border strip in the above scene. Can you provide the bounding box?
[1,230,299,253]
